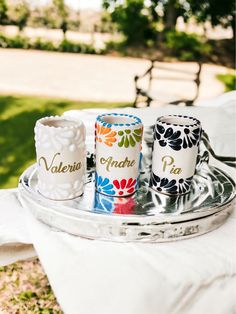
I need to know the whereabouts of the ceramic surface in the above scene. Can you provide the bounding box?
[95,113,143,197]
[151,115,202,195]
[34,116,86,200]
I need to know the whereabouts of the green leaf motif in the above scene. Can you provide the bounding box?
[117,128,142,148]
[118,136,124,147]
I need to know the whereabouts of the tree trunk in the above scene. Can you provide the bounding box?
[230,14,235,42]
[164,0,178,31]
[61,20,67,39]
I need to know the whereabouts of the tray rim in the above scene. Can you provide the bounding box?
[18,163,236,225]
[18,184,234,243]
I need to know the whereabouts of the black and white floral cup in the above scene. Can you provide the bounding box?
[34,116,86,200]
[150,115,202,195]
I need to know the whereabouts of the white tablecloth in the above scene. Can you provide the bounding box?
[0,93,236,314]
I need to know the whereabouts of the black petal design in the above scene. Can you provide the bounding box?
[169,138,182,151]
[149,172,160,187]
[159,140,167,147]
[182,127,201,149]
[154,121,201,150]
[154,125,182,151]
[184,128,190,134]
[178,176,193,194]
[150,172,193,194]
[164,127,173,138]
[171,130,181,140]
[157,124,165,134]
[150,172,177,194]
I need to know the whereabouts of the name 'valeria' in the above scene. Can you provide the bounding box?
[39,153,82,173]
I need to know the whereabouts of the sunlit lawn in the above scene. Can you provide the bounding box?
[0,259,63,313]
[0,94,130,188]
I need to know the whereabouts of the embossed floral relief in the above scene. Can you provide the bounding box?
[38,177,84,200]
[35,125,85,152]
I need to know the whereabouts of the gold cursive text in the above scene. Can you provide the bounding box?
[100,156,135,172]
[162,155,182,174]
[39,153,82,173]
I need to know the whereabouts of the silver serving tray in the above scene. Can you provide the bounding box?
[18,130,235,242]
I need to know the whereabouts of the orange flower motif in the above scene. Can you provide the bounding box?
[96,124,117,147]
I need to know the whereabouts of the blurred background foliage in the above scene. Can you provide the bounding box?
[0,0,235,66]
[216,73,236,91]
[104,0,235,44]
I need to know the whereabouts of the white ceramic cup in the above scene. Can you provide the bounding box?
[34,116,86,200]
[95,113,143,197]
[150,114,202,195]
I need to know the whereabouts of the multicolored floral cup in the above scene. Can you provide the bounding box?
[34,116,86,200]
[150,115,202,195]
[95,113,143,197]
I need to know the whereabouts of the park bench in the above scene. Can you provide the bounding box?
[134,60,202,107]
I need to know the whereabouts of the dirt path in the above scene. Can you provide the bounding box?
[0,49,228,103]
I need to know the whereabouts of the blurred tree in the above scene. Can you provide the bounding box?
[53,0,69,37]
[101,11,115,33]
[10,1,30,32]
[103,0,157,45]
[67,11,80,31]
[30,5,58,29]
[154,0,235,37]
[162,0,185,31]
[27,4,80,32]
[103,0,235,42]
[187,0,235,40]
[0,0,8,24]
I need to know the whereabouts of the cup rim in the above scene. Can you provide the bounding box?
[96,113,142,128]
[156,115,200,128]
[36,115,84,130]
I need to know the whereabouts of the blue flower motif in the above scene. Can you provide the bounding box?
[95,173,115,195]
[93,192,114,213]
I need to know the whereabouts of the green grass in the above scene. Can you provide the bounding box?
[216,73,236,92]
[0,94,130,188]
[0,259,63,313]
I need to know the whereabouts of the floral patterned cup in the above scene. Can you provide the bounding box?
[95,113,143,197]
[150,115,202,195]
[34,116,86,200]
